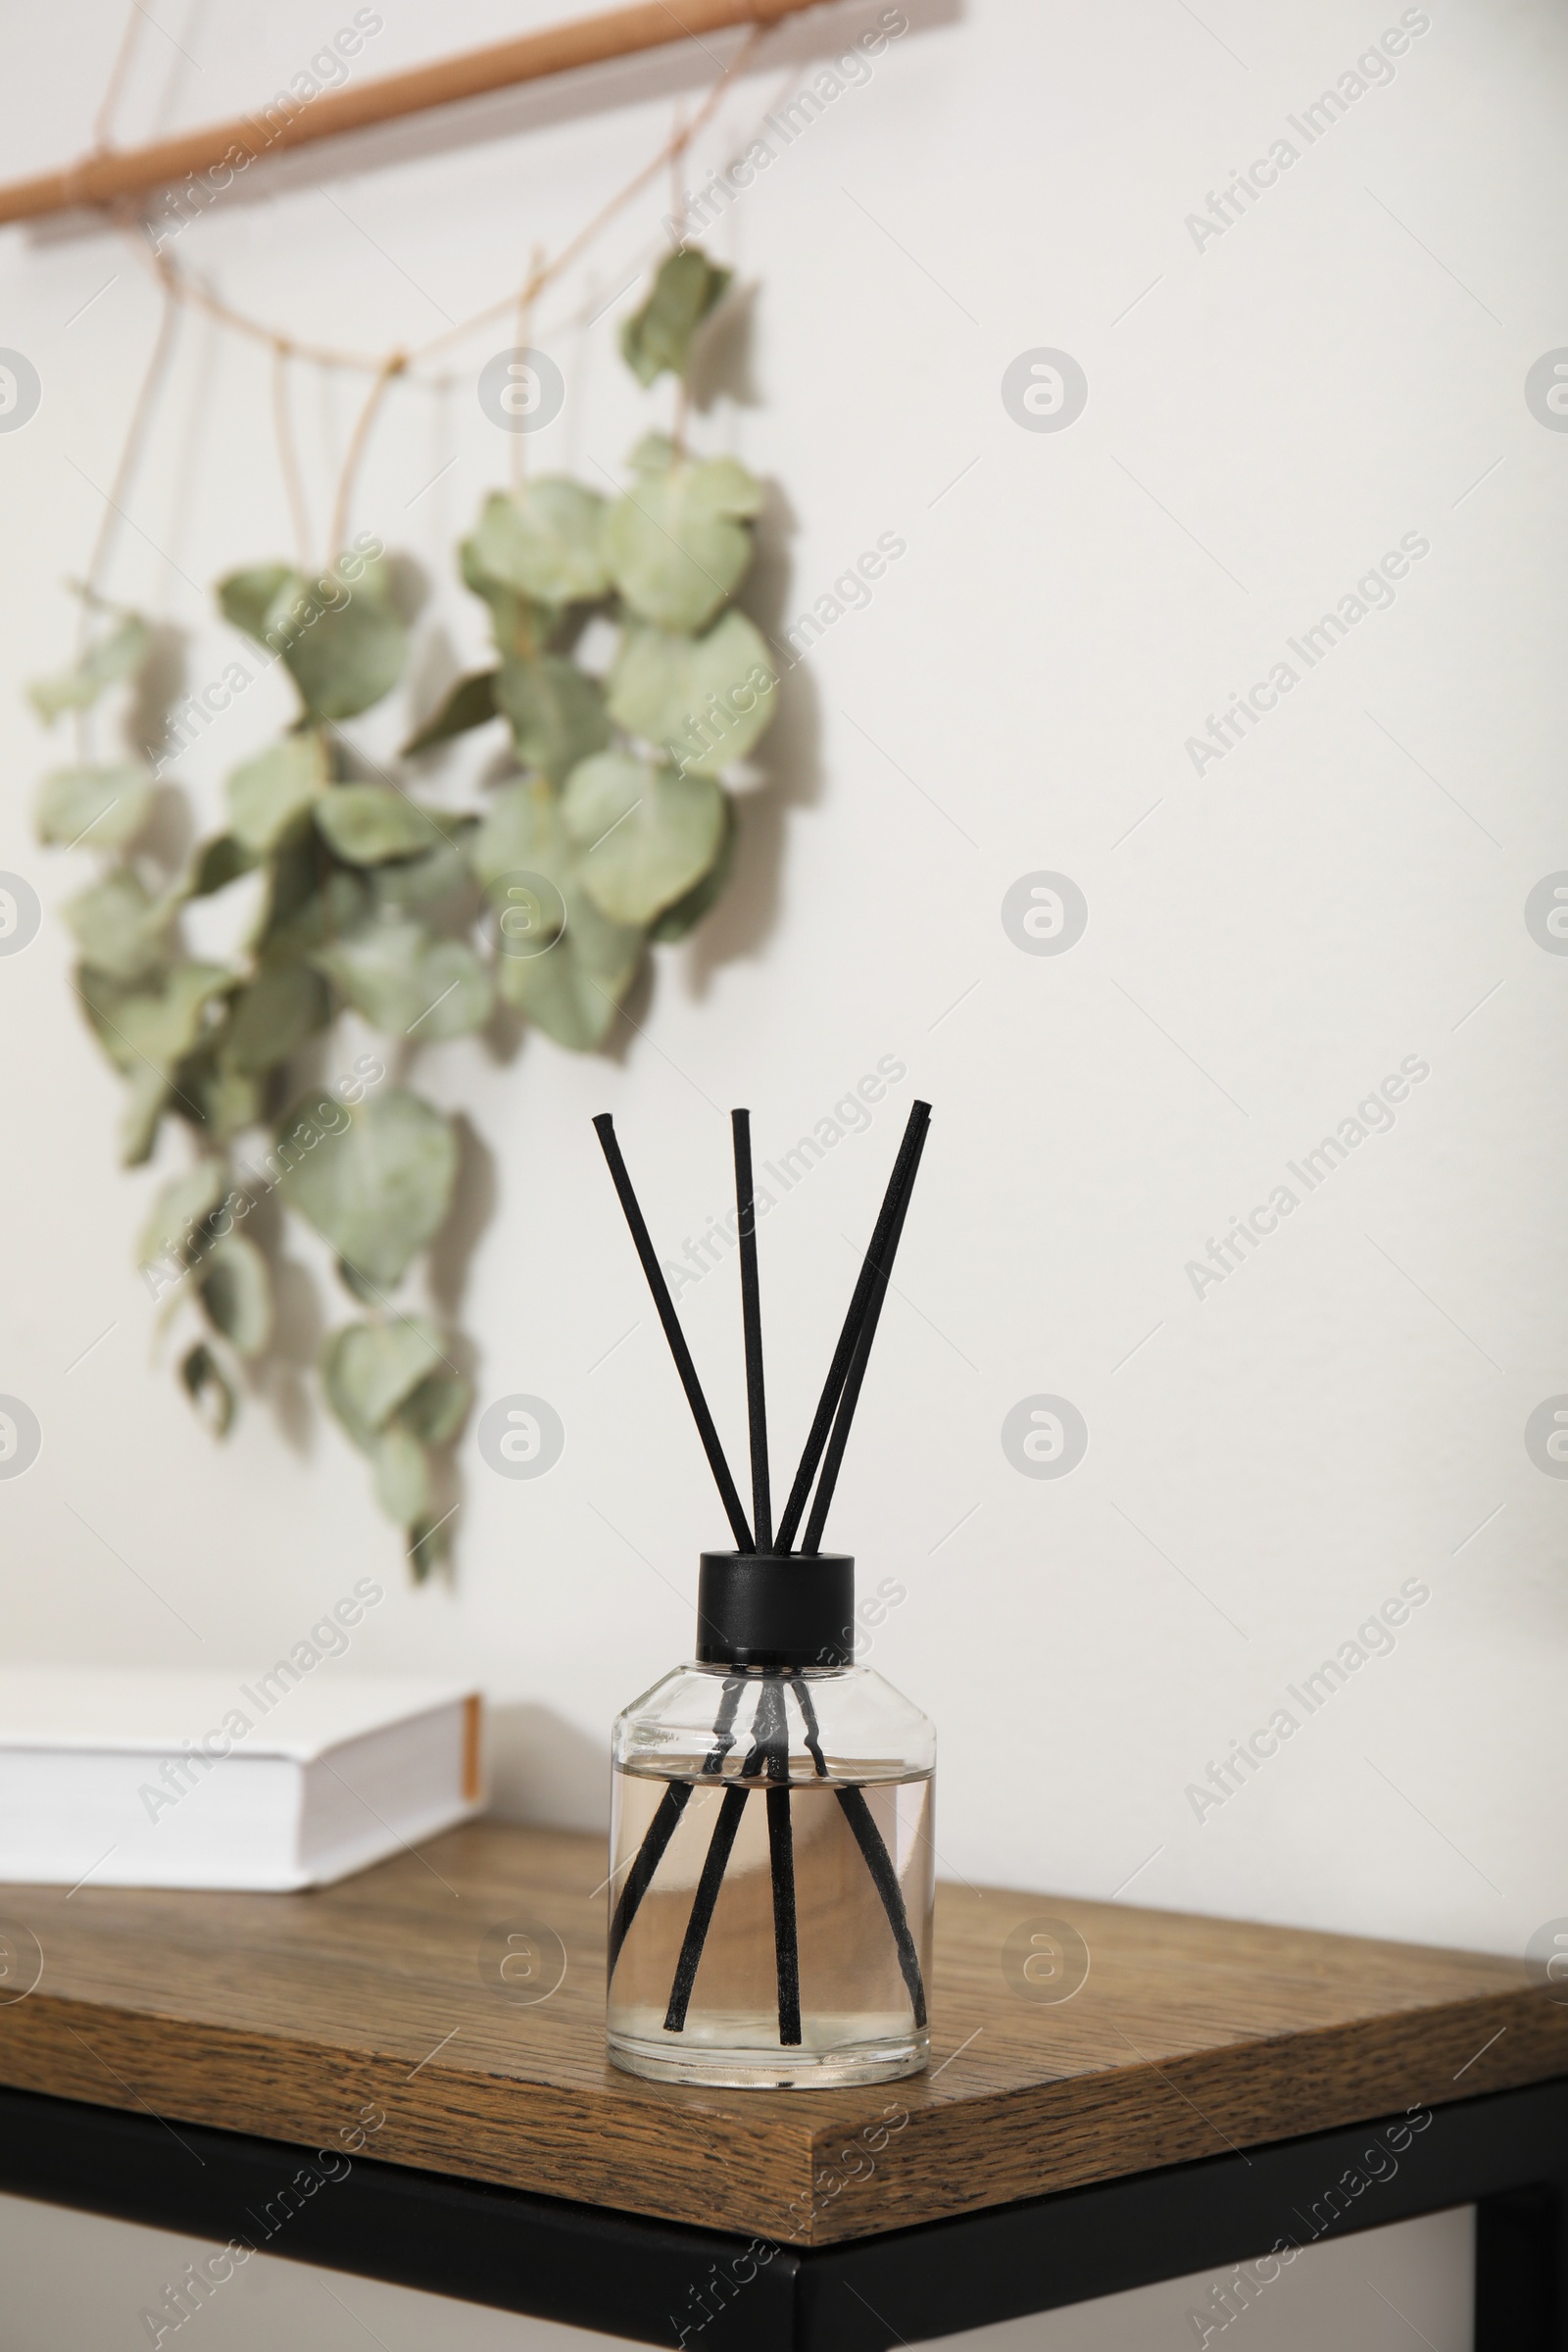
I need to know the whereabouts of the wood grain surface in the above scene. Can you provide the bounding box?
[0,1822,1561,2246]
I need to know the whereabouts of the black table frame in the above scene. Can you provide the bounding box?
[1,2077,1565,2348]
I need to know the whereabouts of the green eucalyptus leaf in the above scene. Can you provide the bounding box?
[321,1315,448,1449]
[562,751,725,926]
[258,838,368,962]
[64,869,172,983]
[472,784,642,1049]
[314,785,450,865]
[199,1233,272,1357]
[169,1044,262,1141]
[370,832,476,916]
[27,616,151,725]
[36,762,155,852]
[337,1258,384,1306]
[279,1084,458,1289]
[495,654,609,782]
[608,611,777,776]
[79,960,230,1078]
[494,921,640,1049]
[222,956,330,1076]
[407,1515,449,1579]
[189,835,258,898]
[137,1162,227,1269]
[459,539,559,661]
[226,733,329,856]
[278,558,408,721]
[399,1369,471,1446]
[122,1065,170,1169]
[403,670,499,756]
[620,247,733,386]
[603,451,763,632]
[468,778,562,894]
[219,564,299,646]
[372,1419,429,1523]
[627,431,678,477]
[470,481,611,605]
[314,920,492,1041]
[650,793,737,942]
[179,1339,235,1436]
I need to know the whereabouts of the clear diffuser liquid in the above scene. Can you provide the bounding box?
[608,1756,934,2088]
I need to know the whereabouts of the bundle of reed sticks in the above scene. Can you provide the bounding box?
[593,1099,932,2049]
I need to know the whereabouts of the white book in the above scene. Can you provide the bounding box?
[0,1662,483,1890]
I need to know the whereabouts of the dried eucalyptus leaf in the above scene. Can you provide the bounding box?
[259,846,368,962]
[277,558,408,722]
[650,793,737,942]
[370,833,476,915]
[495,654,609,782]
[459,540,560,660]
[473,784,641,1049]
[219,564,299,646]
[468,779,562,894]
[372,1419,430,1524]
[314,785,450,866]
[470,481,610,606]
[562,751,725,927]
[399,1369,471,1446]
[189,834,259,898]
[321,1315,448,1448]
[223,956,330,1076]
[604,452,762,632]
[36,762,155,852]
[179,1339,235,1436]
[407,1515,449,1580]
[27,616,151,725]
[403,670,498,756]
[80,961,230,1080]
[122,1064,170,1168]
[280,1084,458,1289]
[608,612,777,777]
[314,920,492,1041]
[172,1054,262,1140]
[227,733,328,856]
[199,1233,272,1357]
[137,1162,227,1269]
[64,868,172,983]
[620,247,733,386]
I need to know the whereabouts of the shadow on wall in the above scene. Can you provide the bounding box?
[486,1701,609,1835]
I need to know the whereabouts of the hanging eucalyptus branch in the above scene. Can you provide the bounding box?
[29,249,775,1576]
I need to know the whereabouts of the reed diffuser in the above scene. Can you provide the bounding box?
[593,1101,936,2088]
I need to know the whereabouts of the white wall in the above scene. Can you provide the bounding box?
[1,0,1563,2340]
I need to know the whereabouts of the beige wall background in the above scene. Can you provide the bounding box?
[1,0,1564,2340]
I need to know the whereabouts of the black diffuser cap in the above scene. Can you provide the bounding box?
[696,1551,854,1670]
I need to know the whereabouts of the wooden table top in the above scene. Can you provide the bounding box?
[0,1820,1562,2247]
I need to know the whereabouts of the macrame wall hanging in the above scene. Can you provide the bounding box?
[20,2,821,1575]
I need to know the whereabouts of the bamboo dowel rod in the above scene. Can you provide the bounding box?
[0,0,821,230]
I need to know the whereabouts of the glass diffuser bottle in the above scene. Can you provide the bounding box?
[593,1101,937,2089]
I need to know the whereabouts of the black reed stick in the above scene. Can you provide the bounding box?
[662,1676,802,2040]
[592,1113,753,1551]
[702,1674,745,1773]
[766,1783,803,2044]
[663,1784,748,2032]
[792,1673,829,1779]
[800,1107,930,1554]
[731,1108,772,1551]
[758,1677,802,2044]
[608,1679,744,1991]
[775,1102,931,1552]
[835,1784,928,2029]
[792,1675,927,2029]
[608,1781,691,1978]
